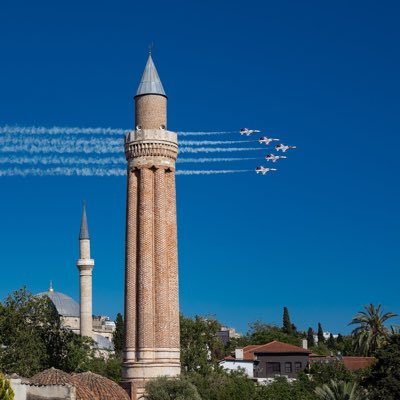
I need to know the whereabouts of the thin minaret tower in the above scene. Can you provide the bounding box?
[76,202,94,338]
[122,53,180,399]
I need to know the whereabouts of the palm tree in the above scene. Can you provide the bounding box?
[349,304,397,356]
[315,380,366,400]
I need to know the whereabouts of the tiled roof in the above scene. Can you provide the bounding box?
[309,355,376,371]
[29,368,99,400]
[74,372,130,400]
[242,341,311,360]
[342,357,375,371]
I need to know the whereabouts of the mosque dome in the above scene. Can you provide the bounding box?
[36,283,80,317]
[30,368,99,400]
[74,372,130,400]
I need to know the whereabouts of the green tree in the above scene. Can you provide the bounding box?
[0,373,14,400]
[0,287,58,376]
[256,376,317,400]
[307,327,315,348]
[361,334,400,400]
[327,334,336,350]
[349,304,397,356]
[282,307,293,335]
[188,369,257,400]
[0,287,95,377]
[113,313,124,357]
[309,361,354,387]
[315,380,365,400]
[318,323,325,344]
[180,314,224,374]
[246,321,300,346]
[145,376,201,400]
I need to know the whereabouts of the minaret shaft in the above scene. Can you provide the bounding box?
[77,207,94,338]
[122,54,180,399]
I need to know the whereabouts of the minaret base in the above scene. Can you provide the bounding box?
[121,351,180,400]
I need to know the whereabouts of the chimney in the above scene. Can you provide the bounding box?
[235,348,244,360]
[302,339,308,349]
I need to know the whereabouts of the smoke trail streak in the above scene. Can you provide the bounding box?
[177,131,233,136]
[176,170,251,175]
[179,147,264,153]
[0,136,123,146]
[0,155,256,166]
[0,126,236,137]
[177,157,257,163]
[0,167,251,177]
[0,156,125,165]
[179,140,252,145]
[0,125,126,136]
[0,136,122,154]
[0,167,126,177]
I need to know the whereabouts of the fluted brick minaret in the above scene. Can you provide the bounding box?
[76,203,94,338]
[122,53,180,399]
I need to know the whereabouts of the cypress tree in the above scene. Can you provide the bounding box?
[282,307,293,335]
[317,322,325,344]
[307,327,315,348]
[327,333,336,350]
[113,313,125,357]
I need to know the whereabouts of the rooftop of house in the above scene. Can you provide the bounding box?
[225,341,311,361]
[310,355,376,371]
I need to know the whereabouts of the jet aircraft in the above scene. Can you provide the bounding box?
[265,154,287,163]
[240,128,261,136]
[255,166,277,175]
[259,136,279,145]
[275,144,297,152]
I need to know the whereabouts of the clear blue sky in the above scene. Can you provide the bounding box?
[0,0,399,335]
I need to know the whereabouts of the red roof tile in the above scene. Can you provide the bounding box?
[241,341,310,360]
[309,355,376,371]
[342,357,375,371]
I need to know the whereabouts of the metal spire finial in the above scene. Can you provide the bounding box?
[79,201,90,240]
[49,280,54,292]
[135,50,166,97]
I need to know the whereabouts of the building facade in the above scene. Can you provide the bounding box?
[221,341,311,381]
[122,54,181,399]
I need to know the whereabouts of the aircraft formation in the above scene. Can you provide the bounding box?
[239,128,296,175]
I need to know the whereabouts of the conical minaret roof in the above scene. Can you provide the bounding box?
[135,54,166,97]
[79,202,90,240]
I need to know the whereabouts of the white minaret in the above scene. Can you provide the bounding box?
[76,203,94,338]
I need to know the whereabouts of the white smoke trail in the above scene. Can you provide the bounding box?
[176,169,251,175]
[177,131,234,136]
[0,155,255,166]
[0,136,123,146]
[0,155,125,165]
[0,167,250,177]
[0,125,126,136]
[179,147,263,154]
[179,140,252,146]
[0,136,122,154]
[0,167,126,177]
[177,157,257,163]
[0,125,236,137]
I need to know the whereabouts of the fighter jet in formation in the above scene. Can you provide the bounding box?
[240,128,261,136]
[255,166,277,175]
[275,143,297,153]
[258,136,279,145]
[265,154,287,163]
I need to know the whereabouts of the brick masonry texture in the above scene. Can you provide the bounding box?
[123,93,181,399]
[135,95,167,130]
